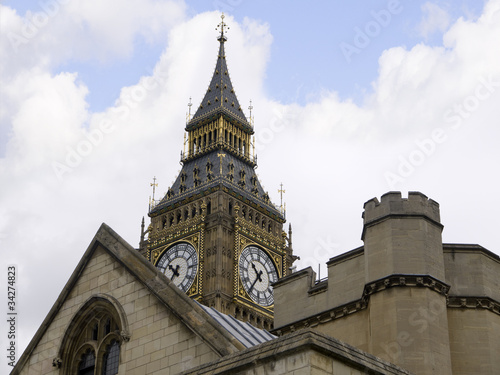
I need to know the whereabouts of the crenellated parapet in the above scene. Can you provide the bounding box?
[362,191,445,281]
[362,191,441,239]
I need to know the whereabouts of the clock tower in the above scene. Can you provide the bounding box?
[144,15,295,330]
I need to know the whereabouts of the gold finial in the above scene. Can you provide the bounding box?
[248,100,254,127]
[217,152,226,175]
[186,96,192,123]
[278,183,286,213]
[216,13,229,41]
[150,176,158,202]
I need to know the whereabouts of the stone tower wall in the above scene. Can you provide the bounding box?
[362,191,452,374]
[362,191,445,281]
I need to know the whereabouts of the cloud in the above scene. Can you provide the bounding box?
[1,1,500,365]
[1,0,185,72]
[417,2,451,39]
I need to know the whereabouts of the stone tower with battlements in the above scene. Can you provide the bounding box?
[273,191,499,375]
[362,191,452,374]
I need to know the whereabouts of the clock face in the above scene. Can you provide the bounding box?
[156,242,198,292]
[239,246,279,307]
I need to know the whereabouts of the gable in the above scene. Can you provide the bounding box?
[12,223,243,375]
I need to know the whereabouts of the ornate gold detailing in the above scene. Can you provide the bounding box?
[278,182,286,216]
[217,152,226,175]
[238,217,283,254]
[149,176,159,211]
[148,214,202,248]
[151,250,160,264]
[216,13,229,40]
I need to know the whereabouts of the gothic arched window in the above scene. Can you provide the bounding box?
[55,295,129,375]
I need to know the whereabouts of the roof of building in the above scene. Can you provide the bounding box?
[186,23,251,132]
[150,150,284,220]
[197,302,276,348]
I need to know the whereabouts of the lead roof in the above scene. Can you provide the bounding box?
[150,150,283,219]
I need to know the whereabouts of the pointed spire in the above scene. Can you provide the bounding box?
[288,223,293,249]
[187,14,250,131]
[139,217,146,249]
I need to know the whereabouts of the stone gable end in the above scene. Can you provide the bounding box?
[18,245,219,375]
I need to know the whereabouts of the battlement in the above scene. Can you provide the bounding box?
[363,191,441,225]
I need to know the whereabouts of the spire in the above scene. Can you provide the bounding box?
[187,14,250,131]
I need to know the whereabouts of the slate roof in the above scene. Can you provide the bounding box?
[197,302,276,348]
[150,150,283,219]
[186,32,251,132]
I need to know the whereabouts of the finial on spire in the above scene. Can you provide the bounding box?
[248,100,254,127]
[278,183,286,215]
[150,177,158,209]
[186,96,192,123]
[216,13,229,42]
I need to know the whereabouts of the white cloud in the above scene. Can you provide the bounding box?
[417,2,451,39]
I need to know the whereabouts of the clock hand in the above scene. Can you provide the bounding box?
[248,268,264,293]
[168,264,180,280]
[251,263,263,282]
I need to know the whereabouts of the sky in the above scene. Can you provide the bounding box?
[1,0,500,368]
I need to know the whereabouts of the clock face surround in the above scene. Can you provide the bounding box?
[239,246,279,307]
[156,242,198,292]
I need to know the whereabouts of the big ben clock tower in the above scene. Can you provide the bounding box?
[144,15,295,330]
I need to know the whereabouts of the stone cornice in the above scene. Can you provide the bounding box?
[363,274,450,297]
[272,274,451,335]
[447,296,500,315]
[181,329,413,375]
[443,243,500,263]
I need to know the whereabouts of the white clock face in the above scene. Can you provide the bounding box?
[156,242,198,292]
[239,246,279,306]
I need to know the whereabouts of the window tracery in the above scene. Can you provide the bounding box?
[56,295,128,375]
